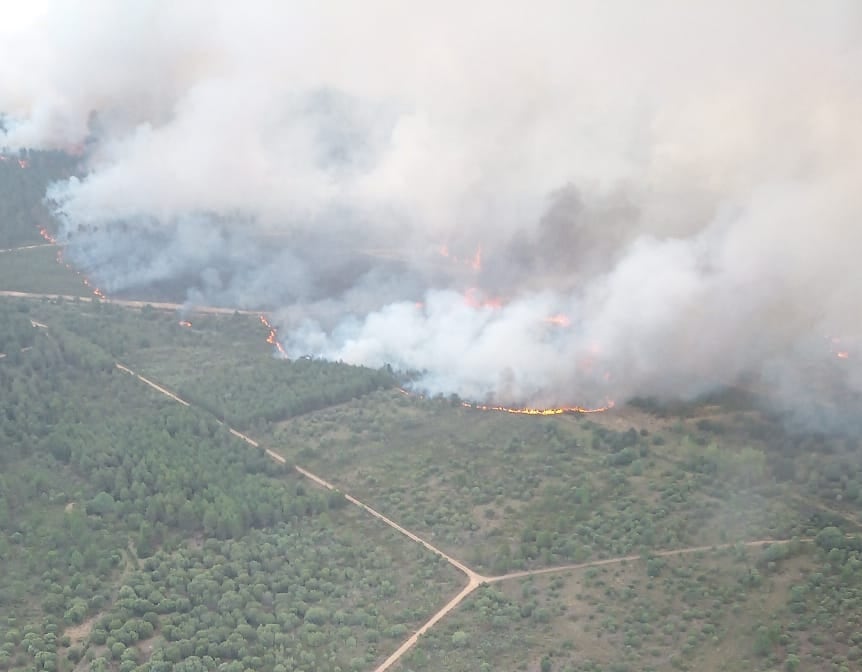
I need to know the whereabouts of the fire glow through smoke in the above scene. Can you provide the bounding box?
[3,2,861,421]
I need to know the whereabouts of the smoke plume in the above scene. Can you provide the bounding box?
[2,1,861,410]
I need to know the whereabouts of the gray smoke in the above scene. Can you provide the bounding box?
[2,1,861,409]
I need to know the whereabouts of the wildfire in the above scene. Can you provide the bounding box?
[37,226,57,244]
[543,313,571,327]
[34,223,106,301]
[461,399,616,415]
[828,336,852,361]
[463,287,503,310]
[396,385,613,415]
[460,289,572,330]
[81,276,105,299]
[178,320,193,328]
[259,314,288,358]
[439,243,483,272]
[0,154,26,168]
[471,245,482,271]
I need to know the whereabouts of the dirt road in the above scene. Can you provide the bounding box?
[371,576,482,672]
[114,363,191,407]
[294,465,479,578]
[111,361,489,671]
[0,345,33,361]
[488,537,808,583]
[0,243,55,253]
[0,290,257,316]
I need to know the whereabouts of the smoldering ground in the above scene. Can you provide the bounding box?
[2,1,861,414]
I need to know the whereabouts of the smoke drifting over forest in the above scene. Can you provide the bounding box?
[2,1,861,410]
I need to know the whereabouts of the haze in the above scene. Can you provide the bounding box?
[2,0,860,409]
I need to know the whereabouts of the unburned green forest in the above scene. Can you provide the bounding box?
[1,295,861,672]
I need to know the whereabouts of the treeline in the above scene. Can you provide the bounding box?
[0,148,78,247]
[178,357,395,430]
[23,300,395,429]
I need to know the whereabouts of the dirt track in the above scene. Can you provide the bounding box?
[488,537,808,583]
[0,290,258,316]
[0,243,55,253]
[115,364,191,406]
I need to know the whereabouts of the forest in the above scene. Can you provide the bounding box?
[0,303,458,672]
[0,148,78,248]
[1,294,862,671]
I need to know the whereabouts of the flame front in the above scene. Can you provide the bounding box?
[259,314,288,358]
[397,385,613,415]
[461,399,616,415]
[37,226,56,244]
[463,287,503,309]
[35,224,107,301]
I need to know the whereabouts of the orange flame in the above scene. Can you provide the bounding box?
[544,313,571,327]
[36,224,106,301]
[828,336,851,360]
[17,159,29,169]
[396,385,613,415]
[471,245,482,271]
[259,314,288,358]
[460,399,615,415]
[439,243,483,272]
[37,226,57,244]
[178,320,192,328]
[464,287,503,309]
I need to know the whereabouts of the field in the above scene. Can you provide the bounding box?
[0,246,92,297]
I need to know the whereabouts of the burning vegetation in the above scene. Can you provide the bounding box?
[259,314,287,358]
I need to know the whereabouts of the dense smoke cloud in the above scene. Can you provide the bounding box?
[2,1,861,408]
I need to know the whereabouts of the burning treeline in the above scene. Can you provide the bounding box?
[396,387,614,416]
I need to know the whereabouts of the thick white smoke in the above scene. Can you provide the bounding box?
[2,1,861,408]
